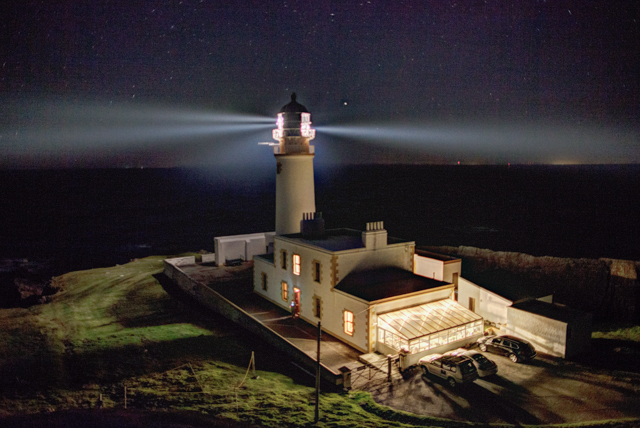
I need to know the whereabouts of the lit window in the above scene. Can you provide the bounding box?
[343,310,354,336]
[261,272,267,291]
[293,254,301,275]
[281,282,288,301]
[281,250,287,270]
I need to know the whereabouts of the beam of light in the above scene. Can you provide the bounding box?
[317,121,640,164]
[3,123,273,154]
[0,99,274,158]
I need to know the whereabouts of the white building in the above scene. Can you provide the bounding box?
[457,271,554,326]
[250,95,483,366]
[253,220,483,367]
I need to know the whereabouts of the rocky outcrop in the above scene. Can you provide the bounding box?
[423,245,640,322]
[0,259,59,308]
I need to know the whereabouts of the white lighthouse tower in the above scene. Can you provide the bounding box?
[272,93,317,235]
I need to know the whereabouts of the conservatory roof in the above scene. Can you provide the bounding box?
[377,299,482,341]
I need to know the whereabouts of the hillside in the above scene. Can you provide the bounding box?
[0,256,442,427]
[1,255,639,428]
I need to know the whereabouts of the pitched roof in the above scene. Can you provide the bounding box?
[378,299,483,340]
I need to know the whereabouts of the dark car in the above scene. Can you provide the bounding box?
[419,354,479,387]
[477,335,536,363]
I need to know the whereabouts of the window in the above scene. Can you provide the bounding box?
[293,254,301,276]
[281,281,288,301]
[281,251,287,269]
[313,261,321,282]
[261,272,267,291]
[313,295,322,319]
[343,310,354,336]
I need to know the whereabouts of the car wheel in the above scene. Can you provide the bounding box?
[479,344,487,352]
[447,377,457,388]
[421,365,428,376]
[509,353,519,363]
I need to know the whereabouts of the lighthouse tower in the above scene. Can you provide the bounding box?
[272,93,317,235]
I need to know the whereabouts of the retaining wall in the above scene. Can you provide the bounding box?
[424,245,640,322]
[163,258,343,386]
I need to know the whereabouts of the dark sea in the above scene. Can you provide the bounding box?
[1,165,639,276]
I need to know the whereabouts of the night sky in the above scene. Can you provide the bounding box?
[1,1,639,168]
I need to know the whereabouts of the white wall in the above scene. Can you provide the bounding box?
[480,289,511,325]
[253,256,282,309]
[458,277,512,325]
[260,235,415,353]
[442,260,462,283]
[458,276,481,310]
[414,255,443,280]
[506,307,567,357]
[215,232,274,266]
[329,290,370,352]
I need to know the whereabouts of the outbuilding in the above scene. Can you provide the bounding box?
[506,300,592,358]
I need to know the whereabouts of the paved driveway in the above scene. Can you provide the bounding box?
[371,350,640,424]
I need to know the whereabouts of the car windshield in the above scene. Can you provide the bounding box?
[471,354,492,367]
[472,354,488,363]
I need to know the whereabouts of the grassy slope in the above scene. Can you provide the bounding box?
[0,256,638,428]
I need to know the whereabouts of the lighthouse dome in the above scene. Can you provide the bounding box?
[280,93,309,114]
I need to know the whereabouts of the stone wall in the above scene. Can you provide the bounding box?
[423,246,640,322]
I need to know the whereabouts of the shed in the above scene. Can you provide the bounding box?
[506,300,592,358]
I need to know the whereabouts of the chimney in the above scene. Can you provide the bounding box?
[300,212,325,238]
[362,221,387,250]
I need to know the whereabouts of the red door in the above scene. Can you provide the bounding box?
[292,288,301,318]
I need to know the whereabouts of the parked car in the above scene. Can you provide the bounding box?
[419,353,478,387]
[477,335,537,363]
[445,348,498,377]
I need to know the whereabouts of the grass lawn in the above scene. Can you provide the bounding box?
[1,256,638,428]
[592,324,640,342]
[0,256,442,427]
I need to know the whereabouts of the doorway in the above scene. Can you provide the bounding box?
[292,287,301,319]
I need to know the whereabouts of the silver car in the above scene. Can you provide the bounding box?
[419,353,479,388]
[445,348,498,377]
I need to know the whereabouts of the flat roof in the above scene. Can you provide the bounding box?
[255,253,274,263]
[280,228,413,252]
[465,269,555,302]
[378,299,483,341]
[335,267,449,302]
[415,248,460,262]
[510,300,591,324]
